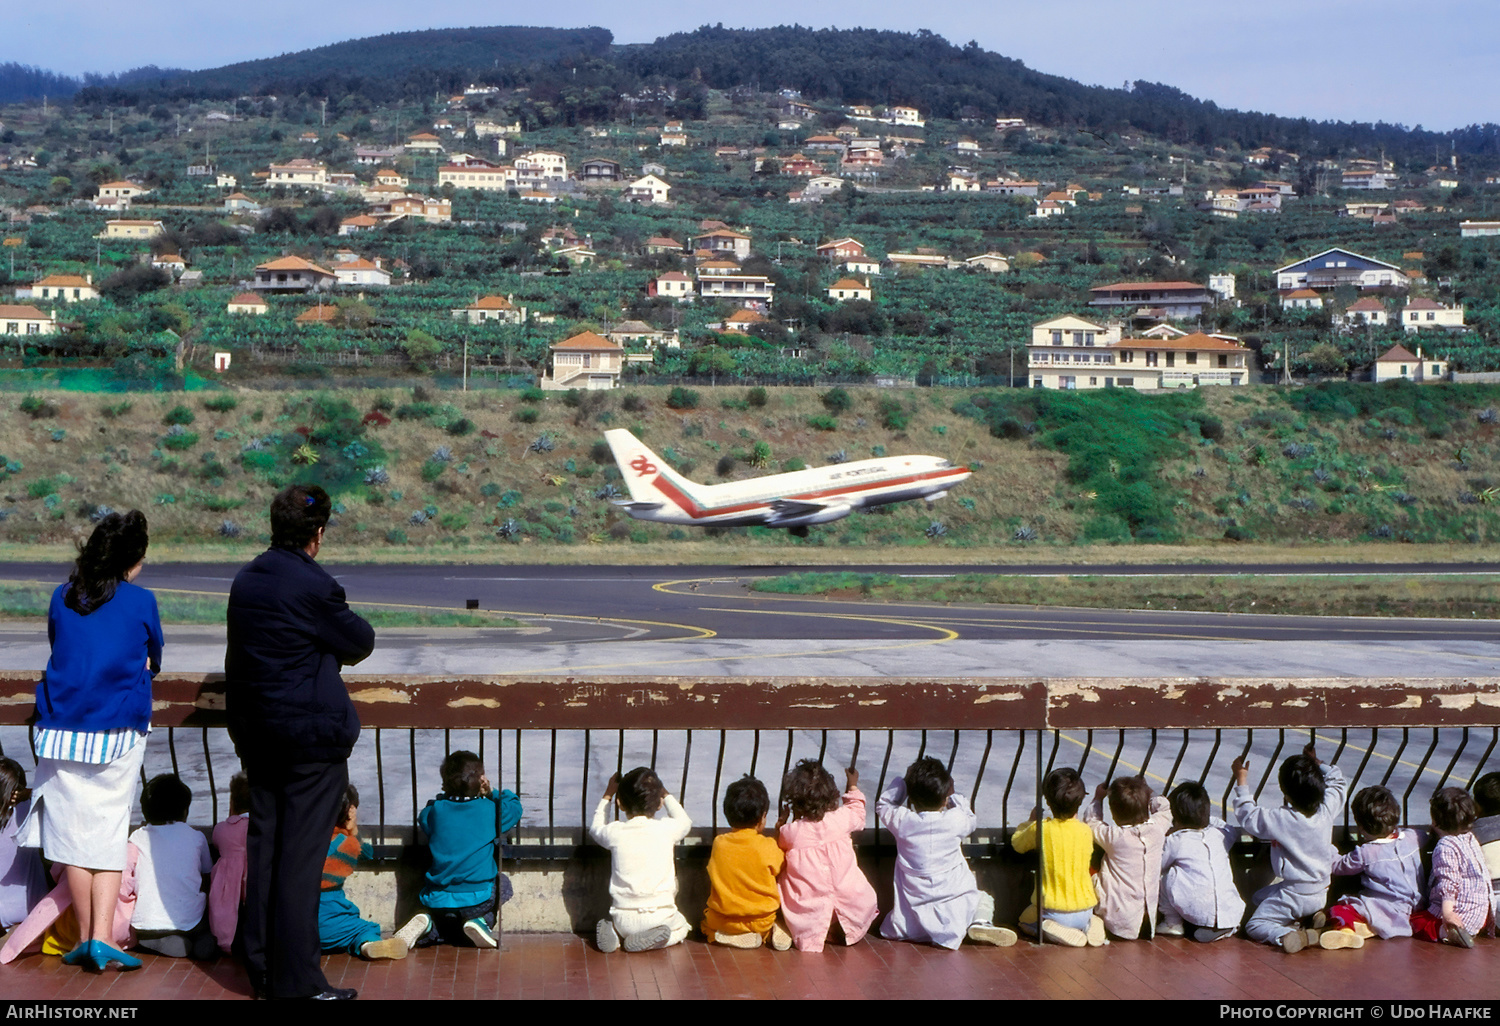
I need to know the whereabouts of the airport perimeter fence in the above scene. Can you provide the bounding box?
[1,673,1498,865]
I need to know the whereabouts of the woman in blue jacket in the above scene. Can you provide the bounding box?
[19,510,161,972]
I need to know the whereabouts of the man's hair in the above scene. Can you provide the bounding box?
[1168,781,1211,830]
[1473,772,1500,818]
[1431,786,1478,835]
[616,767,665,818]
[270,483,332,550]
[903,756,952,811]
[1043,768,1085,819]
[1351,785,1402,838]
[338,783,360,826]
[441,751,485,798]
[1107,775,1153,827]
[1278,754,1327,817]
[141,774,192,825]
[722,775,770,829]
[781,760,841,823]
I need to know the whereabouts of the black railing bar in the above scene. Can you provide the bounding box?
[1077,730,1094,777]
[1379,728,1410,790]
[614,728,625,821]
[947,730,960,775]
[167,726,180,778]
[916,729,927,762]
[1349,728,1379,799]
[1140,729,1158,780]
[409,730,419,828]
[1103,729,1125,783]
[1434,727,1469,794]
[1401,728,1440,818]
[750,729,760,778]
[781,729,794,797]
[1164,729,1189,792]
[712,730,726,834]
[651,729,659,772]
[547,728,557,846]
[1467,728,1500,791]
[1202,728,1222,788]
[818,729,828,766]
[1329,728,1349,767]
[681,729,693,808]
[513,728,522,840]
[1219,730,1244,818]
[373,728,386,843]
[580,729,590,830]
[1043,729,1060,778]
[972,729,994,808]
[1253,730,1285,802]
[201,727,218,824]
[850,731,862,780]
[875,729,895,848]
[1035,728,1047,947]
[1002,730,1026,834]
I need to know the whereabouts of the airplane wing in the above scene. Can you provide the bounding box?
[612,500,664,513]
[767,498,845,519]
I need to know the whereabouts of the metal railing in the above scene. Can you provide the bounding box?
[2,673,1497,859]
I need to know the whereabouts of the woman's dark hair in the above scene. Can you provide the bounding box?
[1431,786,1478,835]
[228,772,251,817]
[0,758,28,832]
[1352,785,1402,838]
[616,767,666,818]
[65,510,148,615]
[904,756,952,811]
[781,759,841,823]
[1043,767,1086,818]
[338,783,360,827]
[442,751,485,798]
[1168,781,1211,830]
[141,774,192,825]
[270,484,332,550]
[723,775,769,829]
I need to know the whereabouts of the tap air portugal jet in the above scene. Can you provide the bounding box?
[603,428,971,535]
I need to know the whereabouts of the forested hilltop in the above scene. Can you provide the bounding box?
[8,25,1498,159]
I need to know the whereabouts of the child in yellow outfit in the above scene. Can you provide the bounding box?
[701,775,791,950]
[1010,768,1107,947]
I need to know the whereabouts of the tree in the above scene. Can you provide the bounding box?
[402,329,443,368]
[1306,343,1348,376]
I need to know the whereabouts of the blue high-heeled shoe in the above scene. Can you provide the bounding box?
[60,942,91,966]
[86,940,141,972]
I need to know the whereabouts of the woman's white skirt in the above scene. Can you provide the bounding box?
[15,742,146,871]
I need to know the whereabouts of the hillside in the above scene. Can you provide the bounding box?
[0,382,1494,554]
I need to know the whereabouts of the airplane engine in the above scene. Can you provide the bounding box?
[768,503,852,528]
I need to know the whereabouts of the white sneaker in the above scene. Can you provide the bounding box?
[966,924,1018,947]
[1040,920,1087,947]
[623,925,672,952]
[713,931,762,949]
[1156,920,1186,937]
[769,923,792,951]
[1085,916,1108,947]
[464,918,498,949]
[394,913,430,948]
[360,937,408,960]
[596,919,620,953]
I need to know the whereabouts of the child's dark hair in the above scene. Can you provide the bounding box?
[1107,775,1153,827]
[723,775,769,829]
[1168,781,1211,830]
[1473,772,1500,818]
[66,510,149,615]
[228,772,250,817]
[0,758,28,832]
[904,756,952,811]
[1278,754,1327,817]
[441,750,485,798]
[782,759,841,823]
[338,783,360,827]
[1431,786,1478,835]
[141,774,192,825]
[1351,785,1402,838]
[616,767,666,818]
[1043,768,1085,819]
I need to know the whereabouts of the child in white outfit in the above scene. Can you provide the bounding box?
[589,767,692,953]
[1083,775,1172,940]
[877,757,1016,949]
[1158,781,1244,942]
[129,775,215,960]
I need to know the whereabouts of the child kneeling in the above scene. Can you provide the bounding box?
[590,767,692,952]
[702,775,790,950]
[318,785,406,960]
[129,775,216,960]
[1011,768,1106,947]
[396,751,521,950]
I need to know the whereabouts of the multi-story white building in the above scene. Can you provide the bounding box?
[266,159,329,187]
[1028,317,1250,390]
[1402,298,1465,332]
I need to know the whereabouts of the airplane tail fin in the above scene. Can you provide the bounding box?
[602,429,706,513]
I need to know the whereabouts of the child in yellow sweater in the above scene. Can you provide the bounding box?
[1010,768,1106,947]
[701,775,791,950]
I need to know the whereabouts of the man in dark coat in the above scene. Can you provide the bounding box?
[226,484,375,1000]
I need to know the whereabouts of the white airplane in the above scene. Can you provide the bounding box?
[602,428,971,535]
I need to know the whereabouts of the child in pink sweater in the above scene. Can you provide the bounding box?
[776,761,878,953]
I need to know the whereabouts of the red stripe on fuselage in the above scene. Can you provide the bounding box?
[650,466,969,520]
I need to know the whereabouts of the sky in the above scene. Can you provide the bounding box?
[4,0,1496,130]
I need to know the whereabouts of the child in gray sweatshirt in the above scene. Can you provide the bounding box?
[1230,743,1347,953]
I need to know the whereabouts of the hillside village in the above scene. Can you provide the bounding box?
[0,30,1497,552]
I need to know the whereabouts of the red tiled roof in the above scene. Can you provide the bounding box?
[551,331,621,351]
[1114,332,1247,352]
[1091,281,1204,293]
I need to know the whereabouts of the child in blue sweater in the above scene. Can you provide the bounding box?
[396,751,521,949]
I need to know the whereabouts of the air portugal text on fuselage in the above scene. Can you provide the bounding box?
[602,429,972,532]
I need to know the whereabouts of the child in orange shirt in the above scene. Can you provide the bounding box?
[701,775,791,950]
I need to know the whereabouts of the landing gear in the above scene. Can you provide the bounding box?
[788,526,809,538]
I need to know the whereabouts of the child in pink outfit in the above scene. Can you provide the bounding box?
[208,773,250,953]
[776,760,878,953]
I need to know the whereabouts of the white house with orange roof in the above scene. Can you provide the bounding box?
[817,238,867,261]
[1340,297,1389,327]
[1374,343,1447,382]
[0,305,57,336]
[251,256,336,293]
[650,271,694,301]
[451,295,526,325]
[333,258,390,288]
[373,169,408,188]
[540,331,623,390]
[513,151,567,180]
[339,214,379,236]
[97,219,165,240]
[1030,325,1251,390]
[826,278,871,302]
[690,227,752,260]
[1280,288,1323,310]
[226,292,269,316]
[405,133,444,152]
[624,174,671,205]
[29,273,96,303]
[266,159,329,187]
[1401,297,1465,332]
[97,180,151,203]
[438,164,516,191]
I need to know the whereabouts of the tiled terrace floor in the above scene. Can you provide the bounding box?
[2,933,1498,1001]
